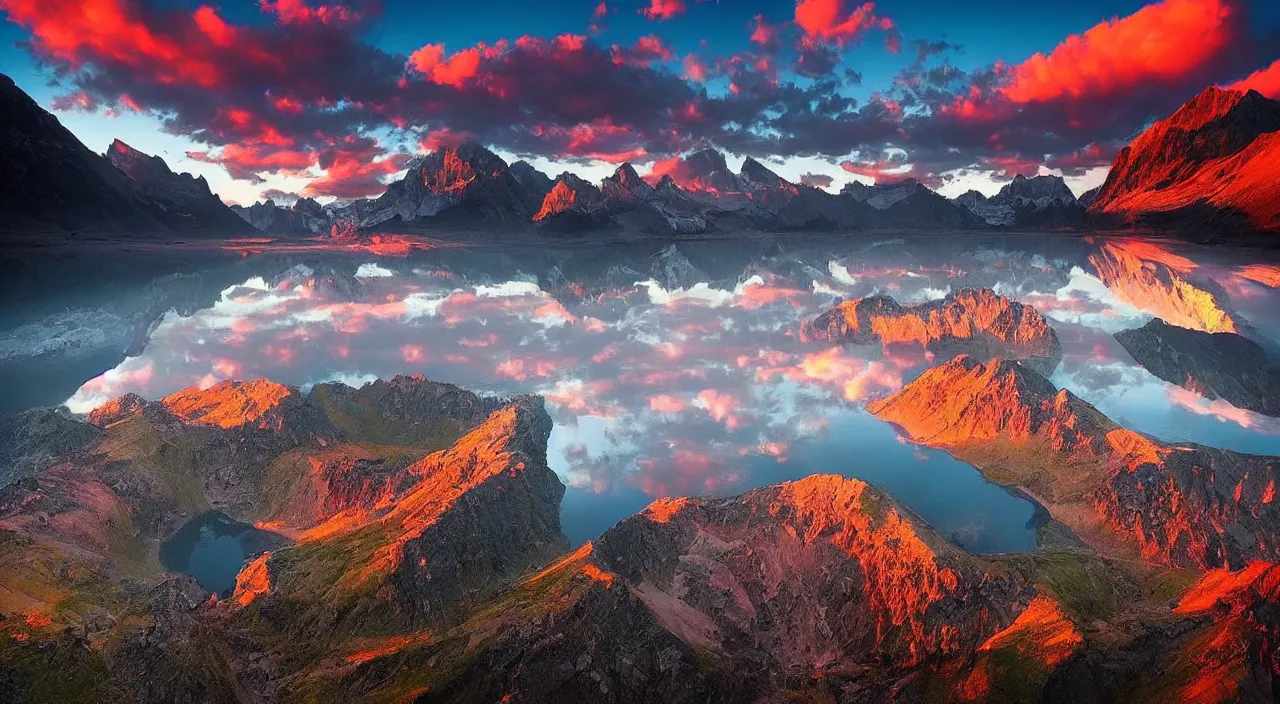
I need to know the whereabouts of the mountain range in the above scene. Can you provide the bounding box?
[4,364,1280,702]
[3,71,1279,239]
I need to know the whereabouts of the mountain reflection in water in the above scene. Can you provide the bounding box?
[64,236,1280,553]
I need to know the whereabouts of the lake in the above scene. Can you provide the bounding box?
[16,234,1280,556]
[159,512,290,595]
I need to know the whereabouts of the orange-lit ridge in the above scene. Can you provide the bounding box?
[160,379,293,429]
[869,356,1280,570]
[802,288,1060,368]
[232,553,273,607]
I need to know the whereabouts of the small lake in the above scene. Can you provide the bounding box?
[160,512,289,595]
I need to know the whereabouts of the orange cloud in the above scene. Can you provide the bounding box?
[1001,0,1235,104]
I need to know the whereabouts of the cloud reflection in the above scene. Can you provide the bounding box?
[67,241,1280,503]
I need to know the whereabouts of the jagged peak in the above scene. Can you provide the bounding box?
[1166,85,1280,133]
[683,147,730,174]
[739,156,786,186]
[994,173,1076,205]
[87,392,147,428]
[655,173,681,192]
[107,138,176,179]
[609,162,644,184]
[107,138,138,156]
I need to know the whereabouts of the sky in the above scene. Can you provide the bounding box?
[2,0,1278,205]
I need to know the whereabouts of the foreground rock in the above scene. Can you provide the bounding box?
[802,288,1063,374]
[869,356,1280,570]
[1115,318,1280,416]
[323,475,1040,702]
[6,369,1280,701]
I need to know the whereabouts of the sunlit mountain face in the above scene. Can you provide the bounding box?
[55,236,1280,549]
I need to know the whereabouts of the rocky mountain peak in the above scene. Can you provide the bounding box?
[1088,87,1280,229]
[533,172,602,221]
[739,156,786,187]
[160,379,297,430]
[601,162,656,200]
[994,174,1076,206]
[1164,86,1280,135]
[508,159,553,196]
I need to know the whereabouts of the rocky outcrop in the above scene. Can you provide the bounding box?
[593,475,1032,668]
[1089,87,1280,232]
[869,356,1280,570]
[802,288,1062,374]
[534,173,605,227]
[1115,318,1280,416]
[86,392,146,428]
[160,379,296,430]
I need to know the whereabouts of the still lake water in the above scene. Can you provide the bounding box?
[52,236,1280,558]
[160,512,288,594]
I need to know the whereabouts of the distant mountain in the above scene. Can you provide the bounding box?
[802,287,1062,374]
[361,141,546,230]
[107,140,257,235]
[231,197,330,237]
[844,179,985,229]
[0,74,262,238]
[508,159,554,197]
[954,175,1084,228]
[1089,87,1280,232]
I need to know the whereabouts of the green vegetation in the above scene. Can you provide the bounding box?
[1006,551,1129,622]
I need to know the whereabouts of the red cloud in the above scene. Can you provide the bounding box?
[50,91,97,112]
[1045,143,1121,174]
[303,137,409,199]
[408,44,482,88]
[639,0,685,21]
[794,0,892,46]
[611,34,672,67]
[750,14,781,48]
[1001,0,1236,104]
[260,0,360,26]
[419,127,472,152]
[187,144,314,181]
[530,118,647,162]
[1229,58,1280,99]
[683,54,709,82]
